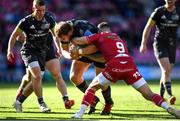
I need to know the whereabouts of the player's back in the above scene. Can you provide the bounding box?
[89,32,130,62]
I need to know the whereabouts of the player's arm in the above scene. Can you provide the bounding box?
[7,26,23,62]
[61,42,72,59]
[51,26,63,57]
[72,37,89,45]
[77,44,98,56]
[140,18,156,53]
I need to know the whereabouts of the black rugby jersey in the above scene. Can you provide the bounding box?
[18,12,56,52]
[150,6,180,40]
[67,19,98,38]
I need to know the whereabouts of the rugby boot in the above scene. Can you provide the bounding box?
[101,103,113,115]
[13,100,22,113]
[88,96,100,114]
[64,99,75,109]
[167,107,180,119]
[39,102,51,113]
[168,96,176,105]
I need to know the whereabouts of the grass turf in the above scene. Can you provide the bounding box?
[0,80,180,120]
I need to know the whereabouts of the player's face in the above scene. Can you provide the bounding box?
[60,30,73,42]
[165,0,176,6]
[33,5,46,21]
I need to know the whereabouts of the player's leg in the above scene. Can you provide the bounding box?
[92,66,114,115]
[132,78,180,118]
[45,58,74,109]
[157,57,176,104]
[70,59,100,113]
[13,72,34,112]
[72,73,110,118]
[15,74,29,99]
[70,60,90,91]
[28,65,51,112]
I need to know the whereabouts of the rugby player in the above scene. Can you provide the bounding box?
[71,22,180,119]
[140,0,180,104]
[7,0,60,112]
[54,20,114,115]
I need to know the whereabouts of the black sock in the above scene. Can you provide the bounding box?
[160,83,165,98]
[62,96,69,102]
[76,81,88,93]
[17,94,27,103]
[38,97,44,105]
[164,82,172,97]
[101,86,114,104]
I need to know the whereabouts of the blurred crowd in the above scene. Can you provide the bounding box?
[0,0,180,82]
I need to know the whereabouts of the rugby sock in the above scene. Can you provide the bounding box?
[38,97,44,104]
[160,82,165,98]
[82,89,95,106]
[76,81,88,93]
[160,102,170,110]
[101,86,114,104]
[17,94,27,103]
[79,104,88,114]
[151,94,164,106]
[164,82,172,97]
[16,88,24,99]
[62,95,69,102]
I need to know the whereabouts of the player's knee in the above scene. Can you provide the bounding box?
[69,73,79,82]
[33,74,42,81]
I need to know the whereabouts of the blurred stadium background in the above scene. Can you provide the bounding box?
[0,0,180,82]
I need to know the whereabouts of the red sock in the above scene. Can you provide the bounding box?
[82,89,95,106]
[16,89,23,99]
[151,94,164,106]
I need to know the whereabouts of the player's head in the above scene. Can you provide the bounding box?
[54,21,73,42]
[32,0,46,21]
[165,0,177,7]
[97,22,111,32]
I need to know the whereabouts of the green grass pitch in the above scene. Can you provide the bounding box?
[0,80,180,120]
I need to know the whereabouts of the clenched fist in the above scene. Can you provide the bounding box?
[69,44,80,60]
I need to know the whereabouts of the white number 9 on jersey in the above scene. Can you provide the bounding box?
[116,42,125,54]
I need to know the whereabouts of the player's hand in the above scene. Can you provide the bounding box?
[7,51,15,62]
[139,44,147,53]
[69,45,80,60]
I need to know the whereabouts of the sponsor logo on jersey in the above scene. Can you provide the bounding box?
[171,15,179,20]
[41,24,50,29]
[161,15,166,19]
[30,25,35,29]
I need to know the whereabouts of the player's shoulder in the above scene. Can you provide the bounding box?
[44,12,56,22]
[154,6,164,13]
[19,14,32,23]
[176,6,180,14]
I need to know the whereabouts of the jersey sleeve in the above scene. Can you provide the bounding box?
[150,7,160,22]
[49,15,56,30]
[17,18,27,32]
[86,33,100,44]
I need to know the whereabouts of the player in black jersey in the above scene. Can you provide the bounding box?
[12,32,74,112]
[7,0,62,112]
[140,0,180,105]
[55,20,114,115]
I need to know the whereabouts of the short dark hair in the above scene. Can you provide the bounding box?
[33,0,46,6]
[97,22,110,30]
[55,21,73,38]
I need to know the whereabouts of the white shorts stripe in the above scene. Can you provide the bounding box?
[132,77,147,89]
[28,61,40,69]
[97,73,111,86]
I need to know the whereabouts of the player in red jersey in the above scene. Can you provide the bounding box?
[71,22,180,119]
